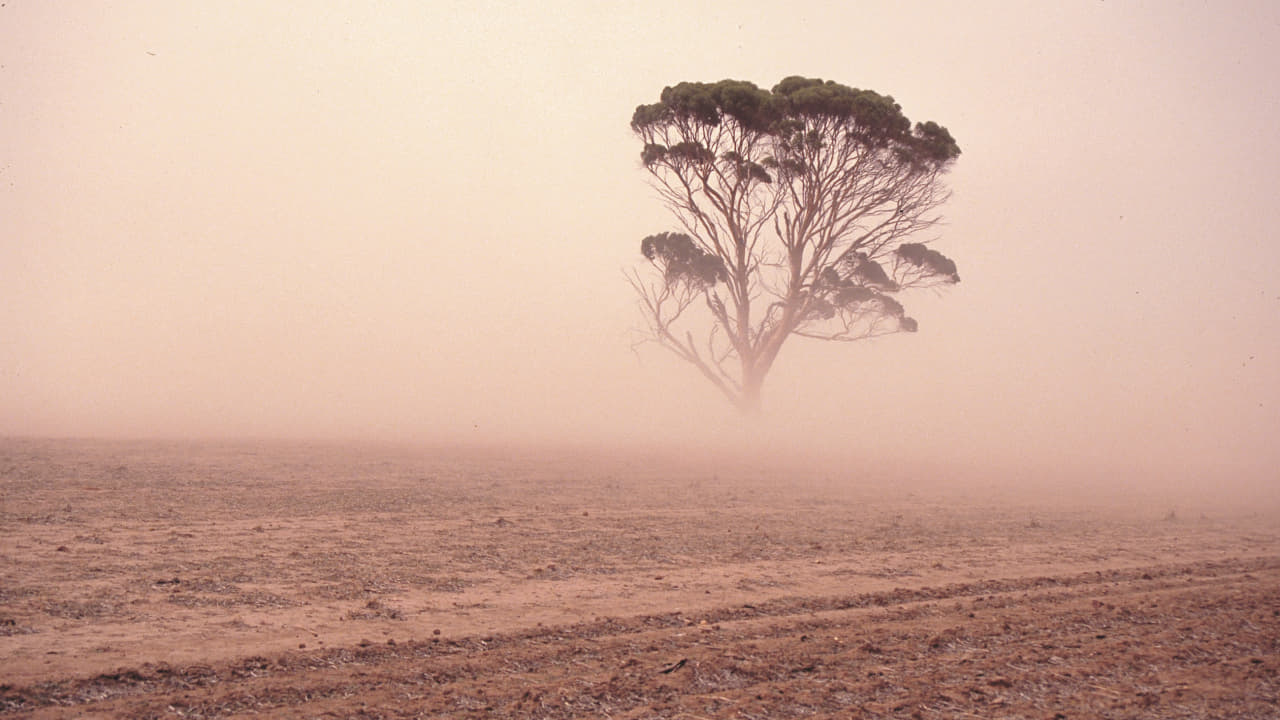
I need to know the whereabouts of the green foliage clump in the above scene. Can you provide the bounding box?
[640,232,728,288]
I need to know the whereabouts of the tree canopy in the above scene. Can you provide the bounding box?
[627,76,961,413]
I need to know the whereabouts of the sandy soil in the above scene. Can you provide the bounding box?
[1,438,1277,718]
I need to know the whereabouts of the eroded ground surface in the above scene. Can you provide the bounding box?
[2,438,1278,718]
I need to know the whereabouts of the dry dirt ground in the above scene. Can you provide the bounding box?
[1,438,1277,718]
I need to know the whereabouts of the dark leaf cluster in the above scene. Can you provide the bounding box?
[640,232,728,288]
[897,243,960,282]
[721,151,773,184]
[640,141,716,169]
[911,121,961,164]
[772,76,910,146]
[809,266,915,331]
[841,253,898,291]
[633,76,960,169]
[631,80,777,133]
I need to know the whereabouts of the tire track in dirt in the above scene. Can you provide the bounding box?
[5,556,1278,718]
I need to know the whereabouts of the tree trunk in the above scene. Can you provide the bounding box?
[737,372,764,414]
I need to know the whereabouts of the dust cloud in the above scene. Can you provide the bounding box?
[2,2,1278,511]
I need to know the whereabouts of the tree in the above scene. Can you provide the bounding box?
[627,76,961,413]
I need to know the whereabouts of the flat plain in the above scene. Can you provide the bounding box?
[1,438,1277,718]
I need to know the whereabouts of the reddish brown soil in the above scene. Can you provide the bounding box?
[2,438,1277,718]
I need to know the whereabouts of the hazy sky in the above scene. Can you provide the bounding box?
[3,1,1278,485]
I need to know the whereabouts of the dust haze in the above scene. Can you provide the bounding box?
[3,1,1279,508]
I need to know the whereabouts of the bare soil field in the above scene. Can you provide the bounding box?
[1,438,1277,718]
